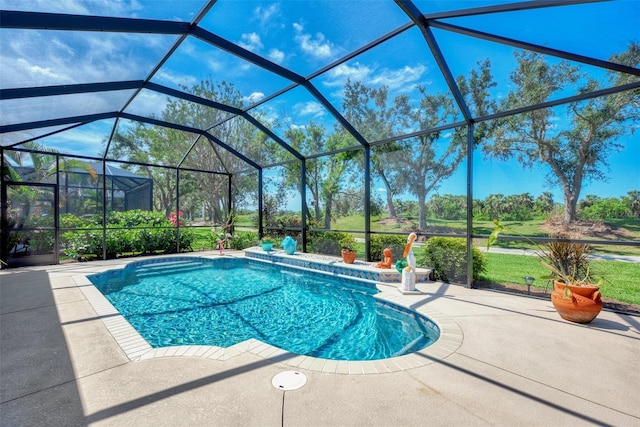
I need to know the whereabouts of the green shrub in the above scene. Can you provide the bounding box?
[308,231,354,256]
[269,215,303,237]
[419,237,486,283]
[369,234,407,263]
[107,210,169,227]
[178,228,195,252]
[62,227,108,259]
[579,197,631,220]
[60,213,98,229]
[229,231,259,250]
[338,233,356,251]
[60,210,193,259]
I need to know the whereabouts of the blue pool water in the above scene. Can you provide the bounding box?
[88,257,439,361]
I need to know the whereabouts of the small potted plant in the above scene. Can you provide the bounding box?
[339,234,357,264]
[261,235,274,252]
[537,239,603,323]
[488,221,603,323]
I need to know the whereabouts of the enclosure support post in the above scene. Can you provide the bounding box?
[227,173,233,234]
[176,168,180,253]
[301,158,307,253]
[364,146,371,262]
[466,124,475,289]
[0,148,7,267]
[54,156,60,264]
[102,161,107,260]
[258,168,263,239]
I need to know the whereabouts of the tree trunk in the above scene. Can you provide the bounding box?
[563,193,578,227]
[379,172,397,217]
[314,199,321,222]
[418,191,427,231]
[324,195,333,229]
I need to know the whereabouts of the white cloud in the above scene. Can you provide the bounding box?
[293,22,334,60]
[49,37,76,58]
[251,104,280,126]
[1,0,88,14]
[206,57,224,73]
[124,90,168,118]
[324,63,371,87]
[46,125,108,154]
[254,3,280,25]
[268,48,285,64]
[85,33,120,56]
[155,70,198,89]
[15,58,71,83]
[296,101,325,118]
[2,0,146,17]
[321,62,427,102]
[369,64,428,91]
[244,92,265,104]
[2,30,168,90]
[239,32,263,52]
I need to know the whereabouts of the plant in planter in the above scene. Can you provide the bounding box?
[537,239,603,323]
[261,235,274,252]
[339,234,357,264]
[488,220,603,323]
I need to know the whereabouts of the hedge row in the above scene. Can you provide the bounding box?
[60,210,193,259]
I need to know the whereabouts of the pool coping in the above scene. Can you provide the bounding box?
[75,253,463,375]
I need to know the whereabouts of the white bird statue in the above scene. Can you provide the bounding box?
[400,232,418,293]
[403,232,417,273]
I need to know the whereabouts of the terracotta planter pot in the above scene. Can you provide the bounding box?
[551,280,602,323]
[341,249,357,264]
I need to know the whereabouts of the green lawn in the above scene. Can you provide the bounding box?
[235,213,257,228]
[482,252,640,306]
[193,214,638,305]
[189,227,216,250]
[332,215,640,256]
[330,214,640,305]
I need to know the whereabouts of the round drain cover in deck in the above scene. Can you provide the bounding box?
[272,371,307,390]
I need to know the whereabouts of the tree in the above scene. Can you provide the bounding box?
[483,193,505,220]
[426,194,467,220]
[342,59,495,230]
[342,81,407,217]
[283,123,361,229]
[109,80,261,221]
[503,193,534,221]
[484,44,640,225]
[4,142,98,217]
[283,123,323,222]
[4,141,97,184]
[626,190,640,218]
[534,191,555,216]
[110,124,188,217]
[395,113,466,231]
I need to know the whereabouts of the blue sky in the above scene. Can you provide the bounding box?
[1,0,638,209]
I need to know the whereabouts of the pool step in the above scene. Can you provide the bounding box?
[131,260,209,278]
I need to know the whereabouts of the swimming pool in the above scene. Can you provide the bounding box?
[88,257,440,361]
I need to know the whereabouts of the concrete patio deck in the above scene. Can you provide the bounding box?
[1,252,638,426]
